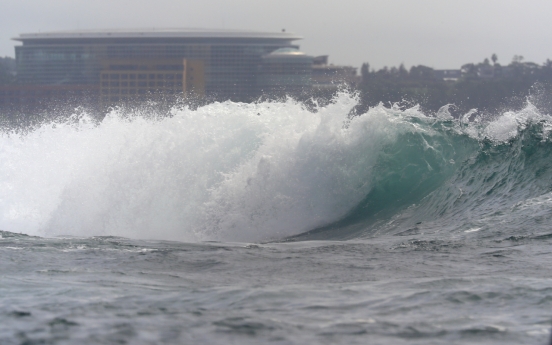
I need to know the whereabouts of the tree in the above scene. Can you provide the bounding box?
[461,63,478,79]
[360,63,370,83]
[398,63,408,78]
[512,55,524,63]
[0,57,16,84]
[409,65,434,80]
[356,54,552,116]
[376,66,391,79]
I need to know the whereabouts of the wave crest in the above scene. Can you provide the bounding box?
[1,93,552,242]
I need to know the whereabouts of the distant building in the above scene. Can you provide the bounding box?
[477,65,495,79]
[433,69,462,82]
[5,28,313,110]
[97,58,205,106]
[258,48,313,97]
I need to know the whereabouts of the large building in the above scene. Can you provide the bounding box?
[258,48,313,97]
[10,28,312,105]
[0,29,359,116]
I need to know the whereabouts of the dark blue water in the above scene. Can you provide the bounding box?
[1,94,552,344]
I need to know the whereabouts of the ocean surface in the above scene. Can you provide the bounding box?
[1,93,552,344]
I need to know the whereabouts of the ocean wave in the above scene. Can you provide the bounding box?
[1,93,552,242]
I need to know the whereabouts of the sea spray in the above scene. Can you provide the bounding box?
[2,93,552,242]
[0,94,393,241]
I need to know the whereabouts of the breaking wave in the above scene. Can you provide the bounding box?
[1,93,552,242]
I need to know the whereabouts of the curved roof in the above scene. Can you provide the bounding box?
[268,48,306,56]
[13,28,302,41]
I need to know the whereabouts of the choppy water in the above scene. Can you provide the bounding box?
[1,93,552,344]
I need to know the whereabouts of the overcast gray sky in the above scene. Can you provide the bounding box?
[2,0,552,70]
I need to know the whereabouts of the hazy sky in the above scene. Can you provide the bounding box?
[2,0,552,70]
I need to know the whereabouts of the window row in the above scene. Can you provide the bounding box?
[101,81,183,88]
[101,74,183,80]
[101,88,183,95]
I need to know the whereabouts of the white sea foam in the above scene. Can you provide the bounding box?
[0,94,397,241]
[1,93,550,242]
[482,102,552,142]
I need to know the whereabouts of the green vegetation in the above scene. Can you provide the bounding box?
[358,55,552,116]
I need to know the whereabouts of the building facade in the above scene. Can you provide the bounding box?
[12,28,308,104]
[258,48,313,97]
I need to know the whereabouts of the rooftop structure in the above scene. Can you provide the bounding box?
[258,48,313,96]
[14,28,301,41]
